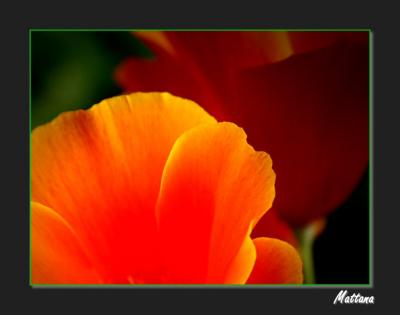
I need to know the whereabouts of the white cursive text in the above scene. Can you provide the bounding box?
[333,290,375,305]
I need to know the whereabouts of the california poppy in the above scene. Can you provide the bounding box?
[116,31,369,229]
[32,92,302,284]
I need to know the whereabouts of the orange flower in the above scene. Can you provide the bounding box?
[116,31,369,229]
[32,92,302,284]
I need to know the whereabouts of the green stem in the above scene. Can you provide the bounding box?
[297,224,317,284]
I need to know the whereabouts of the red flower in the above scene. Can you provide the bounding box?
[116,31,369,229]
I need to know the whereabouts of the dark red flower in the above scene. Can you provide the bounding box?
[116,31,369,230]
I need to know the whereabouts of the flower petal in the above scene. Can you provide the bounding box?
[32,92,215,283]
[223,231,256,284]
[134,31,177,56]
[115,56,199,100]
[234,40,369,226]
[287,31,369,55]
[135,31,368,75]
[246,237,303,284]
[156,122,275,283]
[32,202,101,284]
[115,55,226,120]
[130,31,295,121]
[135,31,293,70]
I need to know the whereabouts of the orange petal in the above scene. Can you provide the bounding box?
[247,237,303,284]
[224,226,256,284]
[32,92,215,283]
[32,201,101,284]
[156,122,275,283]
[234,40,369,226]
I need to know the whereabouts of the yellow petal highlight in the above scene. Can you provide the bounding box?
[224,232,256,284]
[32,202,101,284]
[156,122,275,283]
[247,237,303,284]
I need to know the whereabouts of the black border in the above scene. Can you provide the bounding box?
[4,1,395,313]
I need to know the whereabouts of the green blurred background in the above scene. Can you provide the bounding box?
[31,31,151,128]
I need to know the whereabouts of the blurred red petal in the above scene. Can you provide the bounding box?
[251,207,298,248]
[287,31,369,55]
[233,41,369,226]
[117,32,369,227]
[115,54,227,121]
[135,31,293,71]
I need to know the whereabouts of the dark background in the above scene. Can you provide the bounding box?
[314,169,369,284]
[31,30,370,285]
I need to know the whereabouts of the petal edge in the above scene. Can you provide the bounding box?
[247,237,303,284]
